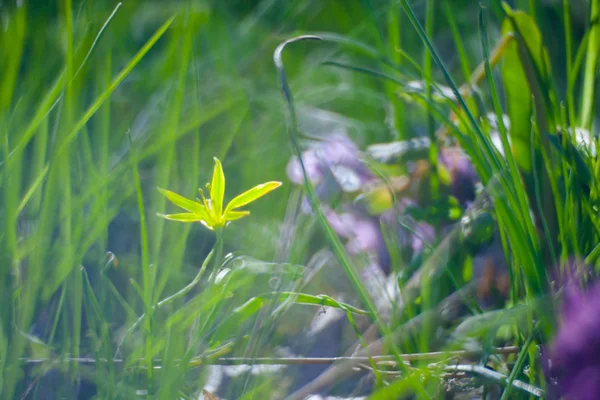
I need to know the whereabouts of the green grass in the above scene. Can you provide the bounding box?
[1,0,599,399]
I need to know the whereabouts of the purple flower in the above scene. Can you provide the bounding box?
[286,134,373,200]
[544,277,600,400]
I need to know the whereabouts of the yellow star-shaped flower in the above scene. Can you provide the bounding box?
[158,157,282,230]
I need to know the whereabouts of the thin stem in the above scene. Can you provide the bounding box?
[18,346,522,366]
[114,246,215,357]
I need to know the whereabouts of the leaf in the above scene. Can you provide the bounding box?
[278,292,370,315]
[224,181,282,213]
[499,29,532,172]
[158,187,209,217]
[500,6,555,172]
[210,157,226,217]
[158,213,203,223]
[212,291,368,339]
[233,292,370,316]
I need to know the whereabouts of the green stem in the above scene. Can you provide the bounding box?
[115,242,216,358]
[128,130,153,393]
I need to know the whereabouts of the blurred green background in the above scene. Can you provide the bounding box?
[0,0,593,398]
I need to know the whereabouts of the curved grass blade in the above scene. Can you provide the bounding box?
[274,35,428,398]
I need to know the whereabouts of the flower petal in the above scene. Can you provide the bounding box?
[157,213,204,223]
[223,210,250,222]
[225,181,282,213]
[158,187,208,217]
[211,157,226,218]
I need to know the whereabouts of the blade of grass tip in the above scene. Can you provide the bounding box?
[151,13,195,298]
[46,99,229,234]
[580,0,600,130]
[8,61,67,356]
[479,5,537,246]
[8,72,66,162]
[14,10,171,221]
[398,0,501,176]
[444,0,472,83]
[8,2,121,161]
[72,3,121,80]
[127,130,153,390]
[274,35,428,398]
[94,5,118,250]
[137,97,238,162]
[54,15,175,159]
[562,0,577,135]
[323,61,483,160]
[403,0,544,297]
[0,2,26,112]
[386,1,406,138]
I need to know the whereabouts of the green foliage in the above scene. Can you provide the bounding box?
[1,0,599,399]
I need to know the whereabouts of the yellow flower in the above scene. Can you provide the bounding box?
[158,157,282,230]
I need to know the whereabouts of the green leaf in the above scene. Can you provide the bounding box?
[501,6,556,172]
[232,292,369,315]
[224,181,282,213]
[211,157,226,217]
[158,213,203,223]
[500,27,532,172]
[213,291,369,340]
[274,292,370,315]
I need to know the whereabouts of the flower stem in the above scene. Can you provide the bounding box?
[114,237,219,358]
